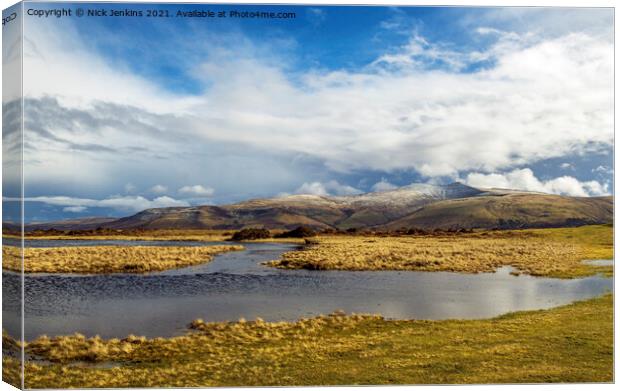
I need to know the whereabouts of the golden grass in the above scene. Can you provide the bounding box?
[266,225,613,278]
[13,294,613,387]
[8,229,308,243]
[2,245,243,274]
[237,237,305,244]
[1,245,21,273]
[7,229,233,242]
[2,330,22,388]
[2,357,21,388]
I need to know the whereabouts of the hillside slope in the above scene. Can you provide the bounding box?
[384,193,613,230]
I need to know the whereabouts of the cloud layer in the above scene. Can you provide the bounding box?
[178,185,215,197]
[22,20,612,175]
[16,195,190,213]
[464,168,609,197]
[180,30,612,177]
[295,180,362,196]
[9,8,613,219]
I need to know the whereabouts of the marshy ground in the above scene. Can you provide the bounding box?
[2,245,244,273]
[267,225,613,278]
[6,225,612,277]
[6,228,306,243]
[2,294,613,387]
[4,229,233,242]
[1,225,613,387]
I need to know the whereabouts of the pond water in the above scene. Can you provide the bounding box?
[2,239,613,340]
[582,259,614,266]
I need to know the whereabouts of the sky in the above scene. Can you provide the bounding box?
[2,3,614,221]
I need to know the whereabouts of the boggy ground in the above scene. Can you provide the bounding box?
[1,245,244,273]
[5,228,305,243]
[2,225,612,276]
[5,229,233,242]
[266,225,613,278]
[2,294,612,387]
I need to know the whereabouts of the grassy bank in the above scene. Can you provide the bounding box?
[267,225,613,278]
[5,294,611,387]
[1,245,243,274]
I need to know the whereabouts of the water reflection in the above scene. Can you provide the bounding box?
[2,239,612,339]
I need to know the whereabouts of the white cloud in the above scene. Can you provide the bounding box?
[464,168,609,197]
[467,8,613,40]
[17,13,613,201]
[295,180,362,196]
[22,21,198,114]
[62,206,87,213]
[560,163,573,170]
[181,30,612,177]
[371,179,399,192]
[295,182,329,196]
[150,184,168,194]
[326,181,363,196]
[372,33,468,71]
[15,195,190,213]
[593,165,613,175]
[178,185,215,197]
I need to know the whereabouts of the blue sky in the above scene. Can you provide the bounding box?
[64,5,609,93]
[2,4,613,221]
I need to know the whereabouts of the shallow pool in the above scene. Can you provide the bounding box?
[2,239,613,339]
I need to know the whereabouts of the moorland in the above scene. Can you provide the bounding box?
[2,225,612,277]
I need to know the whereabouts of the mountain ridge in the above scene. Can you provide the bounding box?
[12,183,613,231]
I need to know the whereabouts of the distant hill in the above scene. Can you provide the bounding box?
[13,183,614,232]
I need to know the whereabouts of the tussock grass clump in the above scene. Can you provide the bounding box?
[2,356,21,388]
[2,330,22,388]
[266,225,612,278]
[2,329,21,353]
[26,333,145,363]
[2,245,243,274]
[26,312,383,366]
[20,295,613,387]
[186,312,383,339]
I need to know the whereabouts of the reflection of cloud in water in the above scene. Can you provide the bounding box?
[582,259,614,266]
[374,267,546,320]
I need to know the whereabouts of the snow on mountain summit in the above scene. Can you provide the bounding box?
[234,182,484,210]
[332,182,483,207]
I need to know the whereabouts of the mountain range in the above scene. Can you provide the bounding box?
[17,183,613,232]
